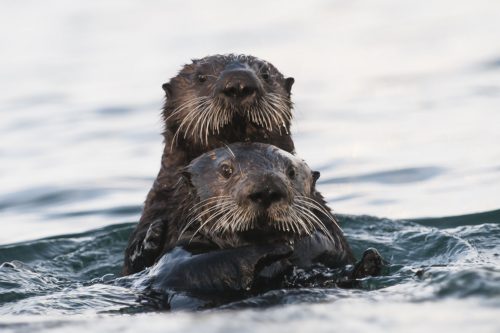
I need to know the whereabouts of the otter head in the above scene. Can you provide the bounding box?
[162,54,295,151]
[179,143,333,246]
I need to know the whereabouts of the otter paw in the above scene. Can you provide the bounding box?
[127,219,166,273]
[142,219,165,252]
[351,248,386,279]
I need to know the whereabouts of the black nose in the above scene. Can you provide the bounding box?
[220,69,258,99]
[248,182,287,208]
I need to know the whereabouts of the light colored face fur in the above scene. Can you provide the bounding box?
[162,54,294,147]
[179,143,335,242]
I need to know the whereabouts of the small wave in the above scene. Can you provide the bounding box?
[0,187,110,212]
[412,208,500,228]
[320,166,445,185]
[0,210,498,315]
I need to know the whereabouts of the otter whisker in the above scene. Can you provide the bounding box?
[261,99,282,133]
[251,105,266,130]
[188,195,233,214]
[187,99,211,144]
[172,99,208,148]
[293,208,326,239]
[211,100,224,134]
[196,103,212,145]
[267,93,292,132]
[173,95,251,147]
[189,195,231,211]
[255,107,265,129]
[225,208,245,234]
[268,102,288,134]
[269,93,293,117]
[172,97,212,147]
[166,97,209,122]
[180,196,233,237]
[241,209,257,232]
[215,209,234,234]
[293,203,335,243]
[248,106,258,127]
[288,211,304,234]
[294,196,342,231]
[186,200,234,229]
[259,104,274,131]
[223,144,236,159]
[208,204,237,234]
[180,206,233,241]
[241,92,292,135]
[215,204,249,235]
[223,206,250,234]
[204,102,216,145]
[225,207,249,234]
[206,98,229,145]
[187,198,234,223]
[292,204,319,233]
[287,206,315,235]
[175,99,209,130]
[208,209,231,235]
[254,107,268,131]
[293,192,336,218]
[189,203,238,242]
[210,99,232,140]
[256,109,266,130]
[201,99,217,145]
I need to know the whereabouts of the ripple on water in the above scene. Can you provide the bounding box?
[319,166,445,185]
[0,210,498,318]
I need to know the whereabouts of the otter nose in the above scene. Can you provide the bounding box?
[221,70,258,99]
[248,182,287,208]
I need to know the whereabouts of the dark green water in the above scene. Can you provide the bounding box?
[1,211,498,323]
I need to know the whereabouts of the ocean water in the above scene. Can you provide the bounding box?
[1,0,499,332]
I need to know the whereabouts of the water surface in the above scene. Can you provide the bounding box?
[0,0,499,332]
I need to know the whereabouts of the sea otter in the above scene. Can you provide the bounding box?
[166,142,353,259]
[124,54,296,275]
[139,143,383,302]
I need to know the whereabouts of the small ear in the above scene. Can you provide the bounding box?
[162,82,172,98]
[312,171,320,185]
[180,169,192,186]
[284,77,295,94]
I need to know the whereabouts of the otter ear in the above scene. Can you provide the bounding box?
[180,169,193,186]
[312,171,320,186]
[284,77,295,94]
[162,82,172,98]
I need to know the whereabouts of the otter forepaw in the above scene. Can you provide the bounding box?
[142,219,165,252]
[125,219,166,274]
[350,248,386,279]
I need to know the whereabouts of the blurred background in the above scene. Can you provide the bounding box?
[1,0,499,244]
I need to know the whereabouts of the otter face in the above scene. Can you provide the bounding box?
[162,54,295,148]
[180,143,332,243]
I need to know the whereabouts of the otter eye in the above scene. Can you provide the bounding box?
[219,163,233,179]
[287,166,296,180]
[197,74,207,83]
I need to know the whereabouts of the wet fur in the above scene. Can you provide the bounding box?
[160,143,354,268]
[123,55,295,274]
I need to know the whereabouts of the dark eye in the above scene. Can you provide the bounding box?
[197,74,207,83]
[261,71,270,80]
[287,166,296,180]
[220,163,233,179]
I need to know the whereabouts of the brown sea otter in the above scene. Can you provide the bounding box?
[123,54,296,275]
[140,143,383,301]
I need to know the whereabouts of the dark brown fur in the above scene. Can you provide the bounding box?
[123,55,295,275]
[172,142,355,268]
